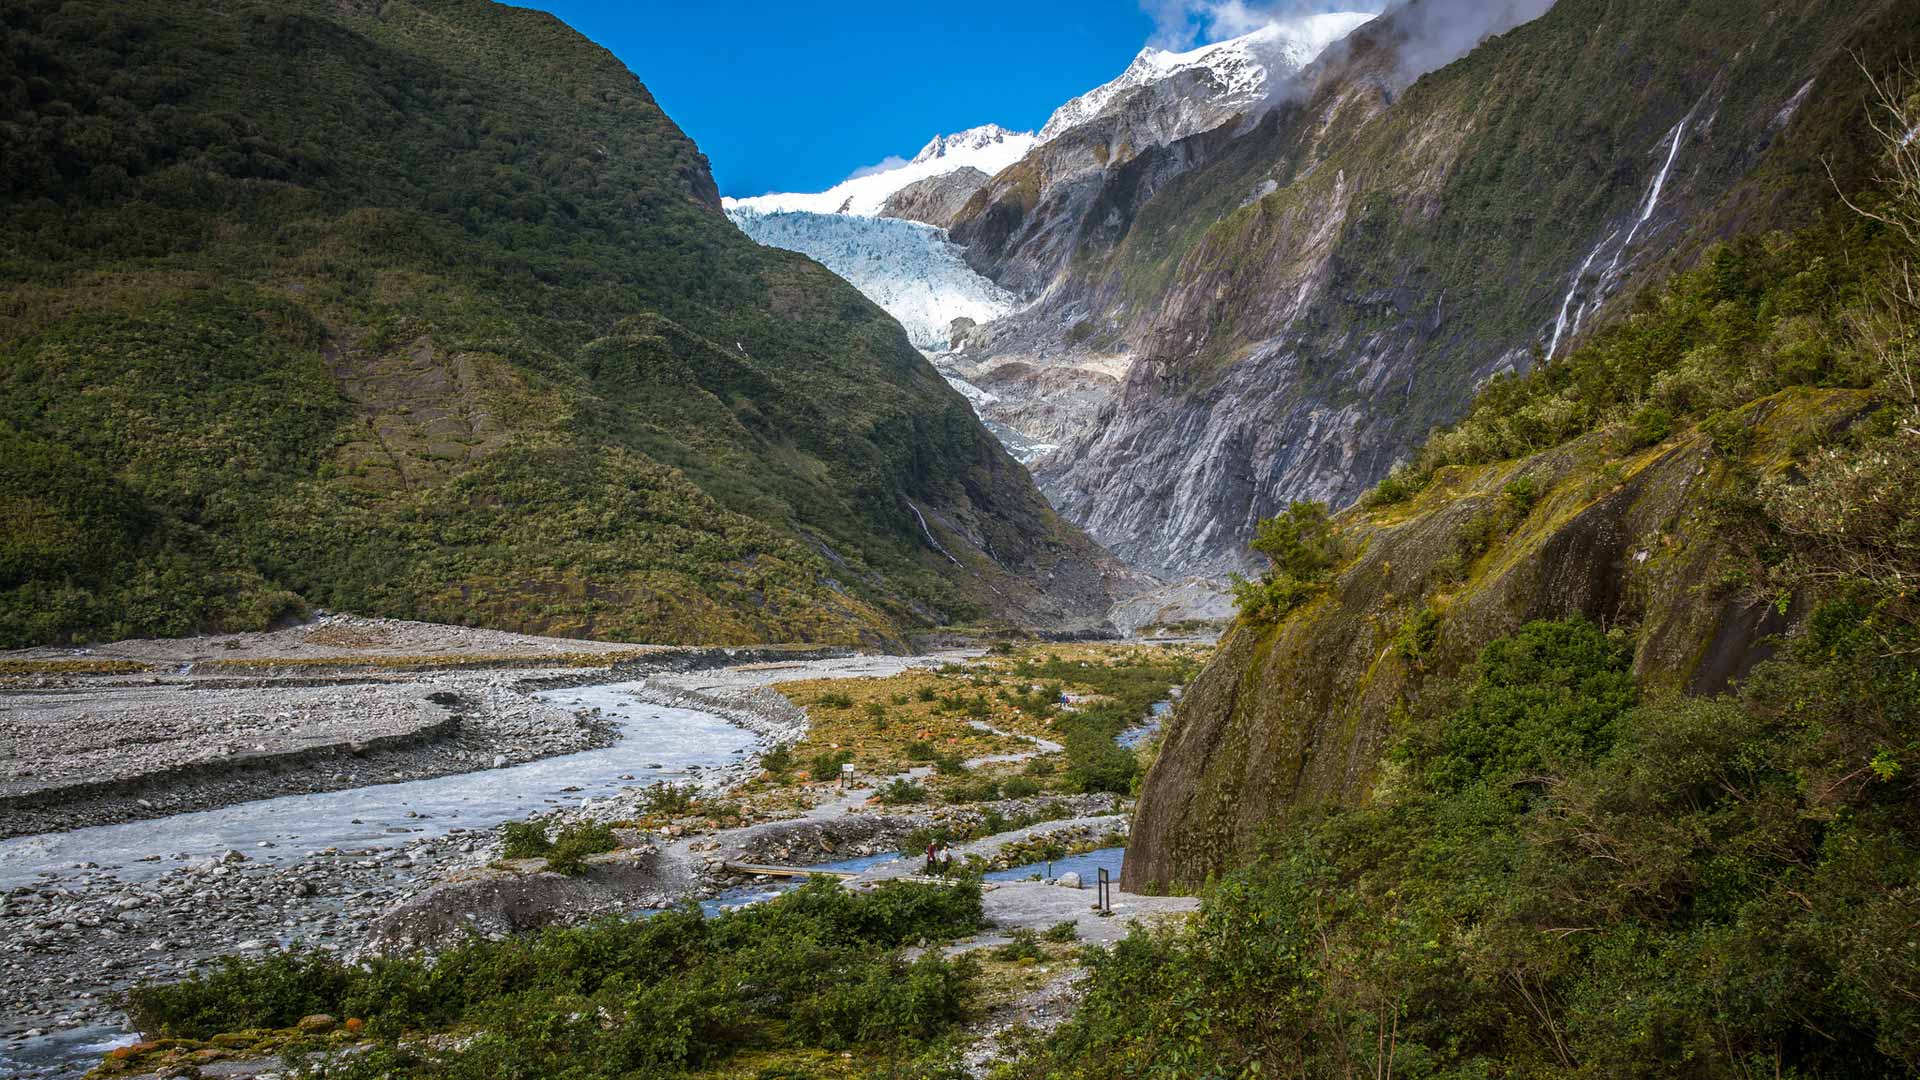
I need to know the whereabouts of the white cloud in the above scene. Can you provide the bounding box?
[844,154,909,182]
[1141,0,1385,49]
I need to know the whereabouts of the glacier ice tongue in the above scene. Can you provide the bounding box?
[727,208,1022,352]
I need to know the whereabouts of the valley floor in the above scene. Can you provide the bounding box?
[0,623,1205,1079]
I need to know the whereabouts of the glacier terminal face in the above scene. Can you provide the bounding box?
[726,208,1021,353]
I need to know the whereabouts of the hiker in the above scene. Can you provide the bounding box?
[936,841,953,870]
[925,840,938,873]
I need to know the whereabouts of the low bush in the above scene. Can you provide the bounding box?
[1000,776,1042,799]
[128,879,985,1077]
[543,822,617,876]
[943,778,1001,803]
[759,744,794,777]
[877,778,928,805]
[640,783,696,816]
[991,929,1044,963]
[808,748,854,780]
[499,819,552,860]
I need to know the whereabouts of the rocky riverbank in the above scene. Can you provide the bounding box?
[2,636,1206,1078]
[0,616,862,838]
[0,642,968,1065]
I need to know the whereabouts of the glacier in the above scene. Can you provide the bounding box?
[727,207,1021,352]
[725,124,1035,217]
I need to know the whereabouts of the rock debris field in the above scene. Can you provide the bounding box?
[0,617,1196,1078]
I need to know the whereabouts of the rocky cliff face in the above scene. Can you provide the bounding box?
[879,167,991,229]
[951,0,1909,581]
[1122,387,1870,892]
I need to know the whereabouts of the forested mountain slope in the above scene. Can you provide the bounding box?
[0,0,1120,648]
[950,0,1917,580]
[1057,76,1920,1076]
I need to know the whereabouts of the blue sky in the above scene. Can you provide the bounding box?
[517,2,1164,197]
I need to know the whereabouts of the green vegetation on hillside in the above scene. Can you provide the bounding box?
[0,0,1095,648]
[1229,500,1342,623]
[1007,612,1918,1077]
[1089,72,1920,1080]
[1370,219,1900,499]
[123,879,984,1078]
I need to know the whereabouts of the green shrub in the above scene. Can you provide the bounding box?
[1500,475,1539,515]
[903,740,937,761]
[931,753,968,776]
[790,951,980,1050]
[640,783,696,816]
[1063,731,1138,795]
[815,692,854,710]
[1000,775,1042,799]
[544,821,617,876]
[991,929,1044,963]
[1392,603,1443,662]
[130,879,984,1074]
[1703,409,1754,458]
[942,778,1001,803]
[1403,618,1636,796]
[1040,921,1080,944]
[1626,403,1676,448]
[877,778,928,805]
[809,748,853,780]
[1249,501,1342,581]
[1232,502,1343,624]
[759,744,794,777]
[124,950,353,1039]
[500,819,552,860]
[1364,463,1429,506]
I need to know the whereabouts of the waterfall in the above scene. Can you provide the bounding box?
[1599,113,1694,288]
[1548,100,1707,360]
[1547,230,1617,360]
[908,502,961,565]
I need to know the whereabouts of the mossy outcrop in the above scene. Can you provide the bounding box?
[1123,387,1869,892]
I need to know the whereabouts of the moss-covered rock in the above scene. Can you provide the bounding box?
[1123,387,1870,892]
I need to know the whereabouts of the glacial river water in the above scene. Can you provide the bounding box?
[0,681,764,1077]
[0,682,758,890]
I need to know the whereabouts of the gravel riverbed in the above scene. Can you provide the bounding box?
[0,637,972,1072]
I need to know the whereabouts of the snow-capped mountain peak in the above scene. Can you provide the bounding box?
[911,124,1023,165]
[725,125,1036,217]
[1037,12,1376,144]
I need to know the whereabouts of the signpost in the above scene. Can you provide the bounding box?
[839,762,855,790]
[1096,867,1112,916]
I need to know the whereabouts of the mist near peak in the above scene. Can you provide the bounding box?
[1378,0,1558,83]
